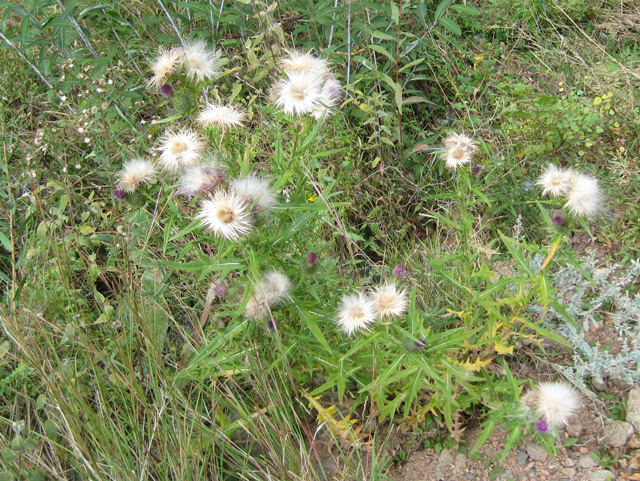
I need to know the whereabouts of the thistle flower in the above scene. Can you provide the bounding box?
[148,47,183,89]
[159,83,175,98]
[198,190,253,240]
[182,40,222,83]
[230,173,277,214]
[306,252,318,266]
[522,382,581,429]
[279,50,330,76]
[157,130,203,172]
[312,77,342,120]
[336,292,376,335]
[113,188,126,200]
[243,270,291,320]
[392,264,408,280]
[177,164,225,197]
[371,283,408,320]
[272,71,323,116]
[441,132,478,170]
[565,172,603,218]
[537,164,573,198]
[116,158,157,193]
[197,103,247,130]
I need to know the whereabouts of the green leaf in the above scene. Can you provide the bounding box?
[437,16,461,36]
[434,0,453,20]
[369,43,395,63]
[449,4,481,15]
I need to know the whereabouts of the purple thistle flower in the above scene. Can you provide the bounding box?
[113,188,126,200]
[393,264,407,280]
[159,83,175,98]
[470,165,484,176]
[552,215,564,226]
[414,338,427,350]
[536,419,549,434]
[267,318,276,330]
[306,252,318,266]
[214,284,227,298]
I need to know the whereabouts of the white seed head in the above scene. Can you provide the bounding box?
[272,71,323,116]
[157,129,203,172]
[177,163,225,197]
[230,173,277,214]
[279,50,331,77]
[537,164,574,198]
[442,133,478,170]
[182,40,222,83]
[117,158,157,192]
[371,283,408,320]
[147,46,183,88]
[198,190,253,240]
[565,172,603,218]
[336,292,376,335]
[197,103,247,130]
[522,382,581,428]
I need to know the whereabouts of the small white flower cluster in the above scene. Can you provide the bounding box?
[537,164,604,218]
[271,50,342,120]
[521,382,581,431]
[243,270,292,320]
[147,41,222,88]
[336,283,408,335]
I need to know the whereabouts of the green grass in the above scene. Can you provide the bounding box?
[2,1,640,479]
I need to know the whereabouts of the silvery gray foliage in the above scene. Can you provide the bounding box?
[541,254,640,385]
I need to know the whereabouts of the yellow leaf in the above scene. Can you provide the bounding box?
[460,357,492,372]
[540,238,561,270]
[446,309,465,318]
[494,341,514,355]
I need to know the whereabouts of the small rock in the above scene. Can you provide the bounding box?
[577,453,599,469]
[454,452,467,471]
[436,448,455,476]
[601,421,634,448]
[526,442,548,462]
[563,457,576,467]
[516,449,528,465]
[465,473,476,481]
[566,423,584,438]
[627,387,640,434]
[591,374,607,391]
[563,468,577,478]
[628,435,640,449]
[589,470,616,481]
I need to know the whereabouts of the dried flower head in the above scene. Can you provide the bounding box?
[441,133,478,170]
[182,40,222,83]
[197,103,247,130]
[177,164,225,197]
[522,382,581,428]
[272,71,323,116]
[565,172,603,218]
[371,283,408,320]
[279,50,330,76]
[243,271,291,320]
[198,190,253,240]
[157,129,203,172]
[312,77,342,120]
[336,292,376,335]
[537,164,574,198]
[230,173,277,214]
[392,264,408,280]
[148,47,183,89]
[116,158,157,193]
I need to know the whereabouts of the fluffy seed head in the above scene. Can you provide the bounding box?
[537,164,574,198]
[182,40,222,83]
[371,283,409,320]
[230,173,277,214]
[243,271,291,320]
[177,164,225,197]
[565,173,603,218]
[279,50,330,77]
[312,77,342,120]
[198,190,253,240]
[197,103,247,130]
[442,133,478,170]
[522,382,581,428]
[157,130,203,172]
[272,72,323,116]
[148,47,183,89]
[117,158,157,193]
[336,292,376,335]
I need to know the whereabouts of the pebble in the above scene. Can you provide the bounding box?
[601,421,634,448]
[465,473,476,481]
[627,387,640,434]
[629,435,640,449]
[591,374,607,391]
[526,442,548,462]
[436,448,455,476]
[562,468,577,478]
[588,470,616,481]
[577,453,599,469]
[566,423,583,438]
[563,457,576,467]
[516,449,528,466]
